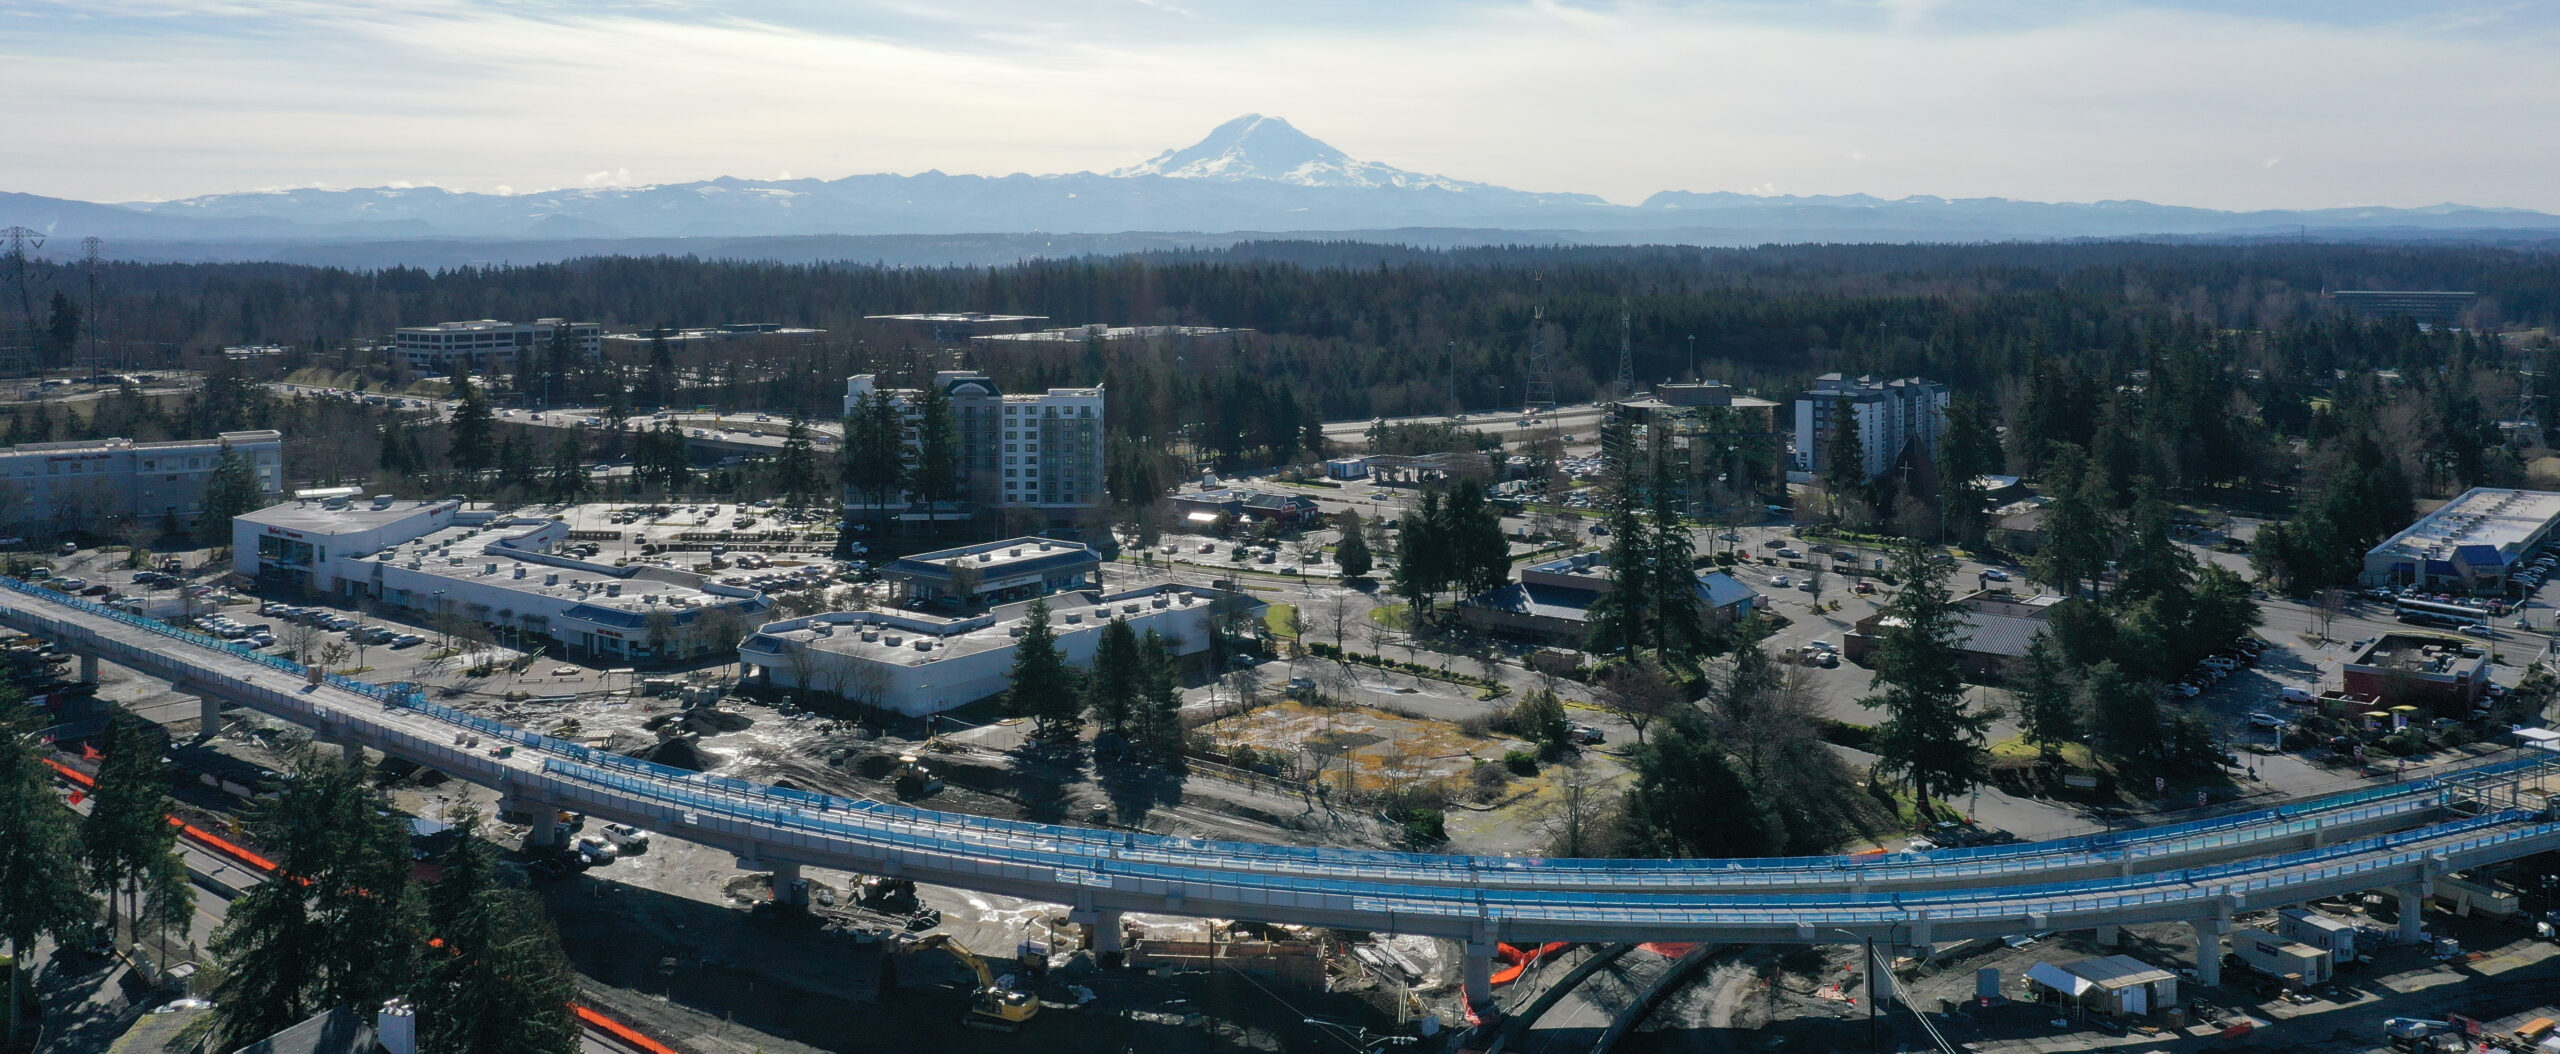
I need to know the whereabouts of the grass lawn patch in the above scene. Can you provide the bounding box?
[1264,603,1299,638]
[1988,733,2097,769]
[1369,603,1411,630]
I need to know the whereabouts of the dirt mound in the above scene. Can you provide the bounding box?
[642,708,755,737]
[628,735,716,772]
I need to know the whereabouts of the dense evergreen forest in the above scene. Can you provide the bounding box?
[5,240,2555,569]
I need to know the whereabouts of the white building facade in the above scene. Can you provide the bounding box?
[1792,373,1950,481]
[0,431,283,535]
[843,372,1105,518]
[232,497,767,662]
[393,319,601,373]
[740,584,1253,716]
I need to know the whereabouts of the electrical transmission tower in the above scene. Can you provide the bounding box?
[1521,291,1556,413]
[2,227,42,372]
[82,236,102,372]
[1616,299,1634,399]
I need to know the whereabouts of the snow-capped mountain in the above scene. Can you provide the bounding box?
[1109,114,1483,191]
[6,114,2559,262]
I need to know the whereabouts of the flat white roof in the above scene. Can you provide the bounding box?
[236,497,458,535]
[2368,487,2560,564]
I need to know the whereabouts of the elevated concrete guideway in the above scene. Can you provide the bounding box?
[7,577,2556,1010]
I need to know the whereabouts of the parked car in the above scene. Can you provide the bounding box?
[2458,623,2495,638]
[2248,712,2288,730]
[1771,574,1793,588]
[1981,568,2011,581]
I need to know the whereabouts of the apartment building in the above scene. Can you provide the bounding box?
[842,372,1106,518]
[392,319,601,372]
[0,431,282,534]
[1792,373,1949,482]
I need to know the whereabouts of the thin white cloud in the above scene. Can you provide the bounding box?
[3,0,2557,211]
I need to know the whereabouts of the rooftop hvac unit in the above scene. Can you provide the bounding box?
[513,565,527,578]
[606,583,622,597]
[1010,548,1023,557]
[1064,613,1082,624]
[1151,596,1169,608]
[861,630,879,642]
[1037,542,1052,551]
[977,552,993,562]
[544,573,560,586]
[883,634,903,646]
[813,623,832,636]
[1123,604,1139,614]
[913,640,933,652]
[484,563,498,575]
[1009,626,1025,638]
[372,494,395,509]
[642,594,658,604]
[1095,609,1111,619]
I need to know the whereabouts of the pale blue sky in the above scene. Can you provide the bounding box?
[8,0,2557,209]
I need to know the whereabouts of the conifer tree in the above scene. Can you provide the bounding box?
[211,752,422,1050]
[1003,599,1083,741]
[1858,543,1991,810]
[418,812,580,1054]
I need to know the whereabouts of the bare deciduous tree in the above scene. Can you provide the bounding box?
[1602,656,1683,745]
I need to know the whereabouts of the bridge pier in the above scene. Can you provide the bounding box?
[2092,924,2120,947]
[2189,919,2229,987]
[769,862,806,908]
[512,800,563,848]
[199,694,223,737]
[78,654,98,683]
[1462,943,1497,1014]
[1069,908,1125,965]
[2395,882,2431,943]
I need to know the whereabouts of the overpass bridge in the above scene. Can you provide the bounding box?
[6,576,2555,1011]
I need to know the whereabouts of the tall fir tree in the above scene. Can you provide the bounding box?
[909,381,962,507]
[842,390,909,531]
[1083,618,1143,739]
[1003,599,1083,740]
[418,812,581,1054]
[1857,543,1992,809]
[212,752,422,1050]
[0,707,96,1012]
[2009,632,2081,758]
[1131,630,1186,763]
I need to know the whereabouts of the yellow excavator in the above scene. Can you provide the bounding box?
[887,933,1040,1030]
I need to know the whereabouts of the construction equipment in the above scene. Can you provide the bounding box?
[892,754,942,798]
[855,875,919,915]
[886,933,1040,1030]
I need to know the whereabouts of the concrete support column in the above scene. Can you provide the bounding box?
[1462,945,1497,1013]
[198,695,222,737]
[2397,885,2429,943]
[341,739,363,764]
[522,805,562,848]
[770,862,804,907]
[1866,944,1894,1008]
[1090,910,1124,957]
[78,654,99,683]
[2093,924,2120,946]
[2190,919,2229,987]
